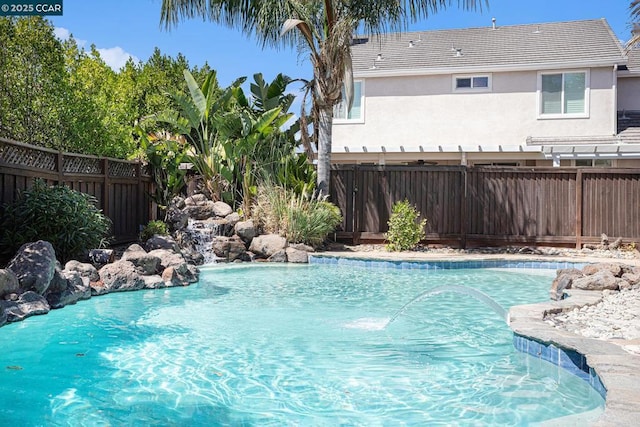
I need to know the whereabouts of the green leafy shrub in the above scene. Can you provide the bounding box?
[0,179,112,262]
[386,199,426,251]
[139,220,169,242]
[253,184,342,247]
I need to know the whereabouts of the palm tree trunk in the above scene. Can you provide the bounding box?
[316,104,333,196]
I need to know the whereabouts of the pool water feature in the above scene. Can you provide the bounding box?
[386,283,510,326]
[0,264,604,425]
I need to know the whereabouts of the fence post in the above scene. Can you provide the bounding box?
[57,151,64,185]
[575,169,583,249]
[103,158,110,220]
[461,167,468,249]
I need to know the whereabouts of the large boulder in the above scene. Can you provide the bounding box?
[7,240,57,295]
[144,235,180,253]
[549,268,583,301]
[46,270,91,309]
[121,244,160,275]
[47,269,69,294]
[249,234,287,258]
[183,195,218,220]
[64,260,99,282]
[161,266,192,287]
[582,263,623,277]
[285,248,309,264]
[95,260,146,295]
[211,236,247,262]
[165,203,189,231]
[572,269,623,291]
[228,236,247,262]
[268,250,288,263]
[0,269,19,299]
[142,275,165,289]
[225,212,241,227]
[88,249,115,265]
[147,249,199,284]
[0,291,50,322]
[212,201,233,217]
[235,220,257,244]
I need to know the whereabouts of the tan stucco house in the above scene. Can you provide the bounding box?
[332,19,640,167]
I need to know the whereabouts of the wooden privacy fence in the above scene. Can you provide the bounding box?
[331,165,640,248]
[0,138,155,243]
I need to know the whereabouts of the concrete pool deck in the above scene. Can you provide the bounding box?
[312,249,640,426]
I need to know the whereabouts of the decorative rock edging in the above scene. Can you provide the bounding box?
[0,237,200,330]
[509,291,640,426]
[170,195,315,264]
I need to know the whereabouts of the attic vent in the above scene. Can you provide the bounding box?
[533,25,541,34]
[492,17,496,30]
[408,40,414,48]
[351,37,368,45]
[455,48,463,57]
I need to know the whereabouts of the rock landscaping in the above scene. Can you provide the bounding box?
[0,193,322,329]
[170,195,315,264]
[545,262,640,355]
[0,237,199,329]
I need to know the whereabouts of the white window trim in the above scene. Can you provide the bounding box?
[334,79,365,124]
[451,74,492,92]
[537,69,590,119]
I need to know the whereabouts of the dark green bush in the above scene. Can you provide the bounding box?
[386,199,426,251]
[139,220,169,242]
[0,179,112,261]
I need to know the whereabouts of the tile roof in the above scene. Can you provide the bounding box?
[351,19,625,75]
[627,48,640,72]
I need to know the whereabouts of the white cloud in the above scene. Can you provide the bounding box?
[53,26,87,48]
[97,47,140,72]
[53,26,70,40]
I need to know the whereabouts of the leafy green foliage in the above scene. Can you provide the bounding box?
[385,199,426,252]
[137,128,188,208]
[0,180,112,262]
[0,17,215,159]
[253,184,342,248]
[139,220,169,242]
[159,70,310,214]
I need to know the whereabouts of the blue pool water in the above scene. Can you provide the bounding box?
[0,264,604,426]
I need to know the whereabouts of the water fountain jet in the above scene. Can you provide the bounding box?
[385,284,509,328]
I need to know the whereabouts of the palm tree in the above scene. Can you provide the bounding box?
[160,0,486,196]
[629,1,640,50]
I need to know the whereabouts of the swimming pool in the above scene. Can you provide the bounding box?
[0,263,603,425]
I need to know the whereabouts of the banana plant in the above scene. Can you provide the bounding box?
[137,127,188,210]
[157,69,245,200]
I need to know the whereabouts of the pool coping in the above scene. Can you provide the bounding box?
[309,252,640,426]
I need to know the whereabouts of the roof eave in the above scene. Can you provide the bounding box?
[354,58,627,79]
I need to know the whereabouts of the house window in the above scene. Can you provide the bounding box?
[575,159,612,167]
[334,80,363,122]
[453,74,491,91]
[539,71,589,117]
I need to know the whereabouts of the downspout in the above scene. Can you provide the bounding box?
[612,64,618,136]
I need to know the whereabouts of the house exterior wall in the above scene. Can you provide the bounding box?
[618,76,640,111]
[332,67,616,160]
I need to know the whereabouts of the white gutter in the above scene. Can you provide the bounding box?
[354,59,627,79]
[613,64,618,135]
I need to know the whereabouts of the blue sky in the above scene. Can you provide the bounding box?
[50,0,635,87]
